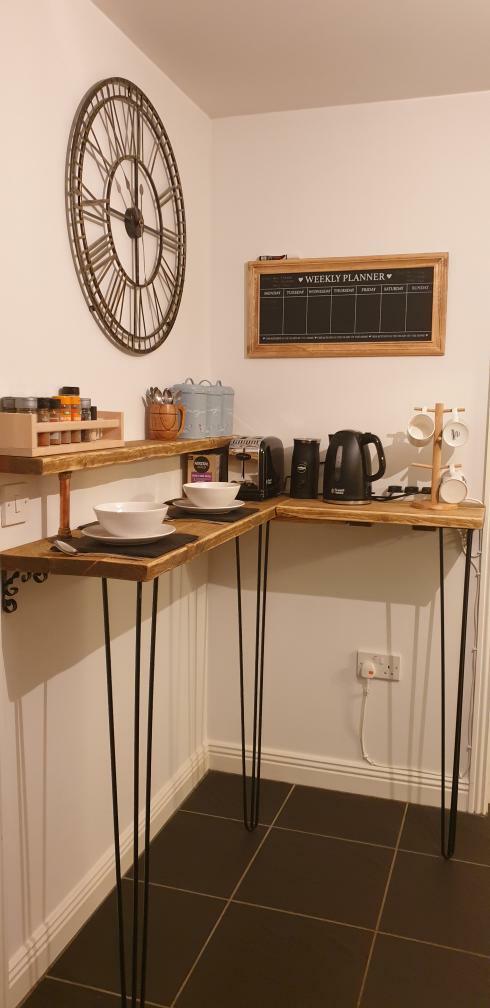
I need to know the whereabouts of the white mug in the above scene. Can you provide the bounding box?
[439,465,468,504]
[442,409,469,448]
[407,407,435,446]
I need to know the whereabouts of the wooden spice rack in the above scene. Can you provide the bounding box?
[0,410,124,457]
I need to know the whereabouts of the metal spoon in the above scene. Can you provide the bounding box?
[54,539,79,555]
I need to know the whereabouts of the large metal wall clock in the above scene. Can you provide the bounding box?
[66,77,186,354]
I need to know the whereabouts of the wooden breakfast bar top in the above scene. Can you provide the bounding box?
[0,499,278,582]
[0,496,484,584]
[274,496,485,529]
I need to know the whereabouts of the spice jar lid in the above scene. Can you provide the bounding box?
[80,398,91,408]
[37,397,51,409]
[15,397,38,410]
[59,386,80,395]
[1,397,16,410]
[49,397,62,407]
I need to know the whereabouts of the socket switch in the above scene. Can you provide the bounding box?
[1,484,28,527]
[357,650,400,681]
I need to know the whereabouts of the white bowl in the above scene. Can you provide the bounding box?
[183,482,240,509]
[94,501,168,538]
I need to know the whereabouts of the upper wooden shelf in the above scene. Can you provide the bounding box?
[0,437,232,477]
[275,497,485,530]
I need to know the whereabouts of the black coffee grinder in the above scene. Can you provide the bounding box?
[290,438,320,498]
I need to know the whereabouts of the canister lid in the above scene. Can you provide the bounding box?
[59,386,80,395]
[37,398,51,409]
[15,397,37,410]
[293,437,320,444]
[1,397,16,410]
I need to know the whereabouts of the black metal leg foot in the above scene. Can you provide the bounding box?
[235,521,271,831]
[102,578,159,1008]
[439,529,473,859]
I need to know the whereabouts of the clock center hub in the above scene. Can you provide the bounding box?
[124,206,144,239]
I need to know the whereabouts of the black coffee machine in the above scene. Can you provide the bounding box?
[290,439,320,498]
[323,430,386,503]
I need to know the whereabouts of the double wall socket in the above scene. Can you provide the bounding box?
[0,483,28,527]
[357,650,401,681]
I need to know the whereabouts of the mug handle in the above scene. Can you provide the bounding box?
[176,405,186,434]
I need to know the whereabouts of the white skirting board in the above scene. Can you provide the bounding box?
[207,740,472,810]
[7,746,208,1008]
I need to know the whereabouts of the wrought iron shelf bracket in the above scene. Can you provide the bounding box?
[2,569,48,613]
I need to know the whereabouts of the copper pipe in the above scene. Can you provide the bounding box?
[58,472,72,536]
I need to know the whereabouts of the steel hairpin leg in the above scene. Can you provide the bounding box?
[235,521,271,831]
[102,577,159,1008]
[439,528,473,859]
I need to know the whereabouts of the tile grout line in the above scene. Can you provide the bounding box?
[356,802,409,1008]
[377,929,490,960]
[45,973,170,1006]
[231,897,375,933]
[169,783,296,1007]
[181,808,490,868]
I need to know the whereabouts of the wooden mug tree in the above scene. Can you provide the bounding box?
[410,403,465,510]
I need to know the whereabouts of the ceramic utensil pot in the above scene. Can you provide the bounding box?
[148,403,186,441]
[442,409,469,448]
[439,466,468,504]
[407,407,435,446]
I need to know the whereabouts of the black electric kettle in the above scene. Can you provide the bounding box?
[323,430,386,503]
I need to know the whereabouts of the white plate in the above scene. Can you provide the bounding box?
[80,522,176,545]
[172,498,246,514]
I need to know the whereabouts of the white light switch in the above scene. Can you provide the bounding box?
[1,484,28,527]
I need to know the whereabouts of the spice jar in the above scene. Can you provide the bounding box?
[59,387,81,442]
[58,398,72,444]
[80,398,91,442]
[90,405,99,441]
[15,397,37,413]
[49,398,62,446]
[37,398,51,447]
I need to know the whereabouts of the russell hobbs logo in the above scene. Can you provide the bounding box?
[332,487,345,495]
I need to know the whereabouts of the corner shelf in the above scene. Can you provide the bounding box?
[0,436,232,536]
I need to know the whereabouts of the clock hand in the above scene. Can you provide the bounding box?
[139,184,148,282]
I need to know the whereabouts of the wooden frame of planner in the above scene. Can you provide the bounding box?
[246,253,448,358]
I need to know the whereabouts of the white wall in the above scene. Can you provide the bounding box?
[207,92,489,809]
[1,2,212,1004]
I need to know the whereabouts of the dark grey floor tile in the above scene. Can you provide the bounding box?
[127,811,265,897]
[237,827,391,928]
[381,850,490,956]
[182,770,291,824]
[50,878,223,1005]
[362,933,490,1008]
[401,803,490,865]
[277,784,405,846]
[23,979,118,1007]
[177,901,371,1008]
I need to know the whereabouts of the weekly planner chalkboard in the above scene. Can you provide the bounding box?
[247,254,447,358]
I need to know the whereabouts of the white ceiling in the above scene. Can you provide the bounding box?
[93,0,490,118]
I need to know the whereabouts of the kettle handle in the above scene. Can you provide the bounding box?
[362,433,386,481]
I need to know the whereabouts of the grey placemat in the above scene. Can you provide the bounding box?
[51,530,197,559]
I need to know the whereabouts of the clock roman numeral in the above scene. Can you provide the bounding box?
[104,270,126,321]
[85,234,114,284]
